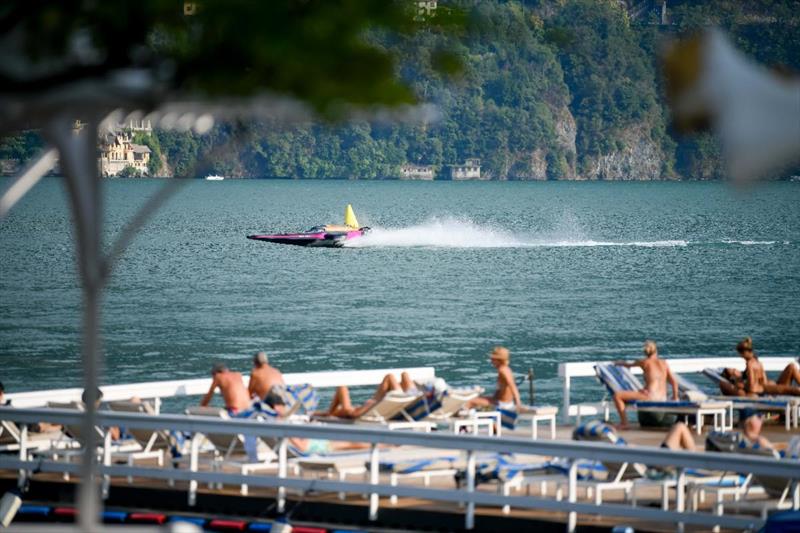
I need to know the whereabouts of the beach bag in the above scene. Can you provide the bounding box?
[705,431,741,453]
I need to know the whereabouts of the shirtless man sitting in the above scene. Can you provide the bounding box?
[466,346,521,411]
[613,340,678,429]
[248,352,286,407]
[200,363,252,416]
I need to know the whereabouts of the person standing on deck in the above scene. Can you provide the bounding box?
[612,340,679,429]
[248,351,286,404]
[200,363,251,415]
[466,346,522,410]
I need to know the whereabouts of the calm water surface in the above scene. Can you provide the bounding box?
[1,179,799,407]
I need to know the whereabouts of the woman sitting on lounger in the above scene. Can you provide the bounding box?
[721,338,800,396]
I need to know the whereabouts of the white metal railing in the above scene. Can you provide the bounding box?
[558,357,797,423]
[5,367,436,410]
[1,408,796,532]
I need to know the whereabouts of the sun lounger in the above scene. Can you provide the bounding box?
[294,446,460,503]
[683,431,793,521]
[595,363,730,434]
[554,420,646,505]
[712,435,799,519]
[184,406,278,497]
[454,452,559,514]
[107,401,170,483]
[315,390,428,429]
[395,387,501,435]
[33,401,142,496]
[701,368,798,430]
[0,419,67,454]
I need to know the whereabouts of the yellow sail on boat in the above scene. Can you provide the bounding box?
[344,204,359,229]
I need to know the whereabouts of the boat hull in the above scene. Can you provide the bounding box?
[247,229,365,247]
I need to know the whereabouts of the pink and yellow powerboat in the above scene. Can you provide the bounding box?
[247,205,370,248]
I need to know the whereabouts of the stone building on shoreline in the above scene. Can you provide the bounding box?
[98,131,151,177]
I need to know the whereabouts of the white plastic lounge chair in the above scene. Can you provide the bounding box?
[396,387,496,434]
[107,401,170,482]
[684,431,767,519]
[701,368,798,430]
[595,363,730,434]
[316,390,427,428]
[0,419,66,454]
[184,406,278,497]
[38,402,141,465]
[715,436,799,519]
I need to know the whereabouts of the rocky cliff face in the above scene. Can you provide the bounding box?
[509,104,578,180]
[581,124,665,180]
[511,111,669,181]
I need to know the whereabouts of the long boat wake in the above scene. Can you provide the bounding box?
[345,218,788,249]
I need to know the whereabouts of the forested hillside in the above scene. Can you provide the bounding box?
[1,0,797,180]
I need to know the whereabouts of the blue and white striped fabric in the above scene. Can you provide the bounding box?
[458,454,554,486]
[396,391,443,421]
[498,408,518,430]
[702,367,729,386]
[595,363,643,396]
[285,383,319,413]
[379,455,459,474]
[249,400,280,419]
[572,420,626,446]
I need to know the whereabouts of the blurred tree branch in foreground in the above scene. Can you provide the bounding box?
[0,0,463,132]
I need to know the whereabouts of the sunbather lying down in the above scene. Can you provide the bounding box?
[315,372,417,419]
[287,437,374,455]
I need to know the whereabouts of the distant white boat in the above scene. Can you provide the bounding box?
[205,175,225,181]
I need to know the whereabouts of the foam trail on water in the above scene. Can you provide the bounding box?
[348,218,524,248]
[346,218,690,249]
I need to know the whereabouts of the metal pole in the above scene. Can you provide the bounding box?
[528,367,535,405]
[567,459,577,533]
[465,449,476,530]
[562,373,571,424]
[17,424,27,490]
[102,431,111,499]
[278,438,287,513]
[368,443,379,521]
[188,434,199,506]
[676,468,686,533]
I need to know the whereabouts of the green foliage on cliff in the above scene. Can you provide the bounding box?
[1,0,797,180]
[132,132,163,177]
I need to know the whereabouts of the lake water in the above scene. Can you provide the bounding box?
[1,178,799,407]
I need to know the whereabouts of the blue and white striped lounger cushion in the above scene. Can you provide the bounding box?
[595,363,644,395]
[458,455,556,486]
[572,420,626,445]
[596,365,708,409]
[395,392,444,422]
[379,455,459,474]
